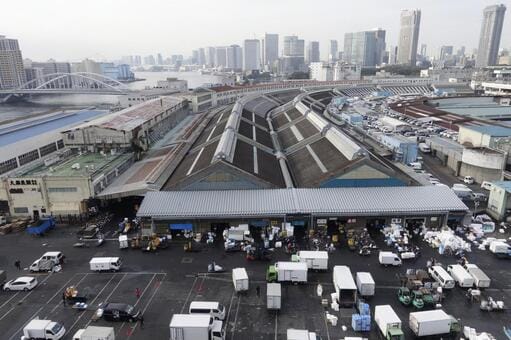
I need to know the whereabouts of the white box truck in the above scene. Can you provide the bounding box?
[409,310,460,337]
[169,314,224,340]
[22,319,65,340]
[296,251,328,270]
[267,283,281,310]
[232,268,249,292]
[463,263,491,288]
[89,257,122,272]
[447,264,474,288]
[378,252,402,266]
[333,266,357,307]
[287,329,320,340]
[374,305,404,340]
[355,272,375,297]
[418,143,431,153]
[267,262,307,283]
[72,326,115,340]
[489,241,511,258]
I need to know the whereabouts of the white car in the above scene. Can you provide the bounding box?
[464,176,475,185]
[3,276,38,291]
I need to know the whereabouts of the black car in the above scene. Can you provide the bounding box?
[102,303,140,322]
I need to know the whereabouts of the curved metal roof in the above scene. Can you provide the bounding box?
[137,186,468,219]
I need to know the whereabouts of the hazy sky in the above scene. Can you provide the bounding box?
[2,0,510,61]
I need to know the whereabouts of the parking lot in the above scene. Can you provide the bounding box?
[0,222,510,340]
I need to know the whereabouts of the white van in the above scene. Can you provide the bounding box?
[89,257,122,272]
[378,251,402,266]
[428,265,455,289]
[408,162,422,170]
[189,301,226,320]
[481,181,493,191]
[447,264,474,288]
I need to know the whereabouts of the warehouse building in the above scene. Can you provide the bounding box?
[137,186,469,234]
[62,96,188,152]
[0,151,133,217]
[164,89,412,190]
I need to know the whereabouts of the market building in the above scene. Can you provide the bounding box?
[137,186,470,235]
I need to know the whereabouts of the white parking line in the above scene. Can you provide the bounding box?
[179,276,198,313]
[0,292,20,311]
[230,295,241,340]
[6,273,83,340]
[126,273,167,339]
[274,313,278,340]
[0,273,54,322]
[224,290,236,333]
[66,273,125,335]
[47,273,90,315]
[118,273,157,331]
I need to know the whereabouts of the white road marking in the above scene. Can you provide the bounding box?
[0,292,20,311]
[126,273,167,338]
[47,273,90,315]
[0,273,54,322]
[6,273,85,340]
[118,273,157,331]
[230,295,241,340]
[180,276,198,314]
[224,290,236,333]
[274,312,278,340]
[66,273,125,335]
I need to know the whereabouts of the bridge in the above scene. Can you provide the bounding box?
[0,72,132,101]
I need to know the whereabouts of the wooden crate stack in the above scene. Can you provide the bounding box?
[0,223,12,235]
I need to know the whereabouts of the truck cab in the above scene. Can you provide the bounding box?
[387,327,405,340]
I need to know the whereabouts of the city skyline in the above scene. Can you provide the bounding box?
[1,0,510,61]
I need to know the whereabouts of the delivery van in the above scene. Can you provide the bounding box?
[189,301,226,320]
[447,264,474,288]
[428,265,455,289]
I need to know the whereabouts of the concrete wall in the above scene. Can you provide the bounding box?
[462,149,504,170]
[487,185,507,220]
[458,126,486,147]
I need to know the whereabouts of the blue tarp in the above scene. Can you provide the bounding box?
[291,220,306,227]
[250,220,268,227]
[169,223,193,230]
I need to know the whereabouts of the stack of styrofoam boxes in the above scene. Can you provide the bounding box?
[351,302,371,332]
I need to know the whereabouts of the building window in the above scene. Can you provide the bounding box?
[39,142,57,157]
[13,207,29,214]
[48,187,78,193]
[9,188,23,194]
[18,149,39,166]
[0,158,17,174]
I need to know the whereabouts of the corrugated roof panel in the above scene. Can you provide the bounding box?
[138,186,468,218]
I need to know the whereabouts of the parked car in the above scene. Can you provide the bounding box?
[100,303,141,322]
[464,176,475,185]
[3,276,38,291]
[472,192,488,202]
[481,181,494,191]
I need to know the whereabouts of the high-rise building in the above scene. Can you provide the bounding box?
[226,45,242,70]
[0,35,26,89]
[420,44,427,57]
[397,9,421,65]
[205,47,216,67]
[215,47,228,68]
[439,46,454,60]
[307,41,320,64]
[343,29,386,67]
[282,35,306,74]
[263,33,279,68]
[144,55,156,65]
[134,56,142,66]
[243,39,261,71]
[157,53,163,65]
[198,48,206,66]
[309,62,361,81]
[24,59,72,88]
[329,40,338,62]
[456,46,466,58]
[476,4,506,68]
[192,50,199,64]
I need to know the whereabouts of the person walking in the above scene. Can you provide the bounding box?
[135,287,141,299]
[255,285,260,298]
[62,292,67,306]
[14,260,21,271]
[139,315,144,329]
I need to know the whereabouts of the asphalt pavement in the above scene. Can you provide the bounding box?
[0,222,509,340]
